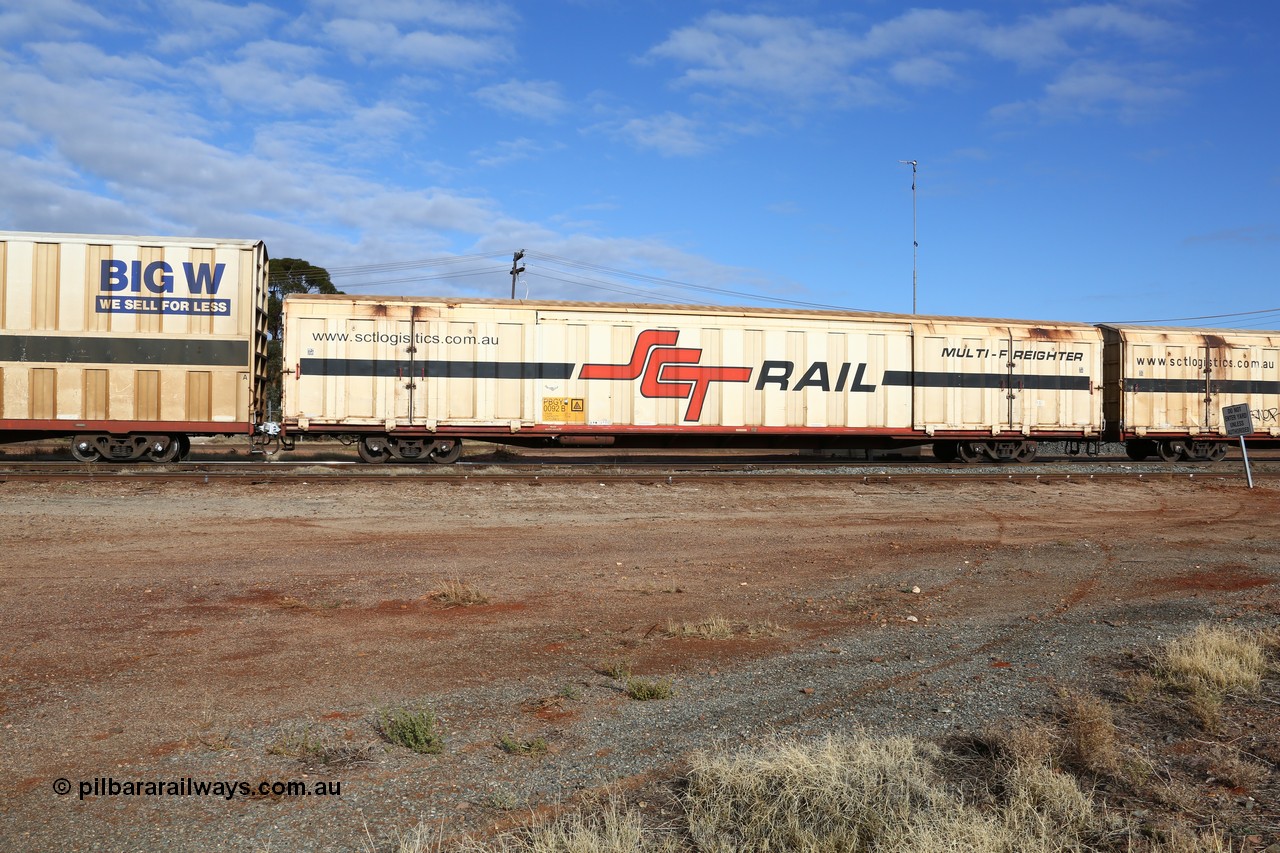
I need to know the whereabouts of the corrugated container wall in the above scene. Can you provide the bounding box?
[283,296,1103,442]
[1101,325,1280,440]
[0,231,269,434]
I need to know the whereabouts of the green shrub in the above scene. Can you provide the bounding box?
[377,705,444,754]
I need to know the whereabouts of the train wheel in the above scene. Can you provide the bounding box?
[428,440,462,464]
[145,436,181,463]
[357,436,392,463]
[956,441,983,463]
[932,441,958,462]
[70,437,101,462]
[1015,442,1038,463]
[1208,443,1228,462]
[1157,441,1184,462]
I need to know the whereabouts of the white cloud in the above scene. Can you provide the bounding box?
[474,79,568,121]
[991,60,1184,122]
[978,4,1181,68]
[612,112,710,157]
[205,55,350,114]
[323,17,507,68]
[471,137,559,168]
[648,12,881,105]
[311,0,514,31]
[0,0,119,44]
[889,56,958,87]
[647,6,1190,119]
[153,0,284,54]
[27,41,173,84]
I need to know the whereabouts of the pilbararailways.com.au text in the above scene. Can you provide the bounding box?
[52,776,342,800]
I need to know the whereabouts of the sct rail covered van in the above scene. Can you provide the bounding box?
[1101,325,1280,460]
[0,231,269,461]
[282,295,1103,462]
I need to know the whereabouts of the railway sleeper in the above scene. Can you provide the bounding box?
[71,433,188,463]
[356,436,462,464]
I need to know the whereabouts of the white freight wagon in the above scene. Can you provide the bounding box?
[1101,325,1280,460]
[0,231,269,461]
[282,295,1103,462]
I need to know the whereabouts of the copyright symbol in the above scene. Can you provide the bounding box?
[52,778,72,796]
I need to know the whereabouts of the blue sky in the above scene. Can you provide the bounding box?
[1,0,1277,326]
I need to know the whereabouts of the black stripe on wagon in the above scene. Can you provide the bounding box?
[0,334,249,366]
[1125,378,1280,395]
[882,370,1091,391]
[299,358,576,380]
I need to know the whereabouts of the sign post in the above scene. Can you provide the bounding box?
[1222,404,1255,489]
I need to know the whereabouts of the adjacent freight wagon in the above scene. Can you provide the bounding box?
[0,231,269,461]
[281,295,1104,462]
[1100,325,1280,460]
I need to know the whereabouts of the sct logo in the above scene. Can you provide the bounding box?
[579,330,752,421]
[100,260,225,294]
[96,260,231,316]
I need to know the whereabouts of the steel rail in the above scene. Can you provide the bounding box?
[0,464,1271,486]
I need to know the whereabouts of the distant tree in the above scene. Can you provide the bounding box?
[268,257,340,340]
[265,258,342,418]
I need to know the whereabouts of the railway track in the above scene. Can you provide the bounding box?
[0,457,1273,485]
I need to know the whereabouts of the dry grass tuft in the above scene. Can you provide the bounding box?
[683,733,1102,853]
[434,579,490,608]
[395,798,681,853]
[498,734,549,756]
[267,724,379,765]
[624,677,673,701]
[1202,743,1268,791]
[1123,671,1160,705]
[1156,623,1266,698]
[745,620,787,638]
[664,616,734,640]
[1058,690,1121,775]
[597,658,633,680]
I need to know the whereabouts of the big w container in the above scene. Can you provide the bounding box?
[0,231,269,461]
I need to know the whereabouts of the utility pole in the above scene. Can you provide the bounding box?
[898,160,918,314]
[509,249,525,299]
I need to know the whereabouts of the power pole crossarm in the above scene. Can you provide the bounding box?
[510,249,526,300]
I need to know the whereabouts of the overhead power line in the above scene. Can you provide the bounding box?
[1103,307,1280,326]
[524,251,860,311]
[269,248,866,313]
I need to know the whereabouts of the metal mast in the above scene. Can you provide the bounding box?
[898,160,918,314]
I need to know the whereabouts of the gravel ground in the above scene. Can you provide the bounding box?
[0,468,1276,851]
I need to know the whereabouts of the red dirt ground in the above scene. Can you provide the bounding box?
[1,473,1277,850]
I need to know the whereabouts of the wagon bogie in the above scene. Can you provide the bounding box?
[68,432,185,463]
[353,434,462,463]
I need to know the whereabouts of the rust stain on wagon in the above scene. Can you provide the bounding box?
[1027,327,1078,341]
[1202,334,1229,349]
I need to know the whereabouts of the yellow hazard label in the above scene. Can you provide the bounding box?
[542,397,586,423]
